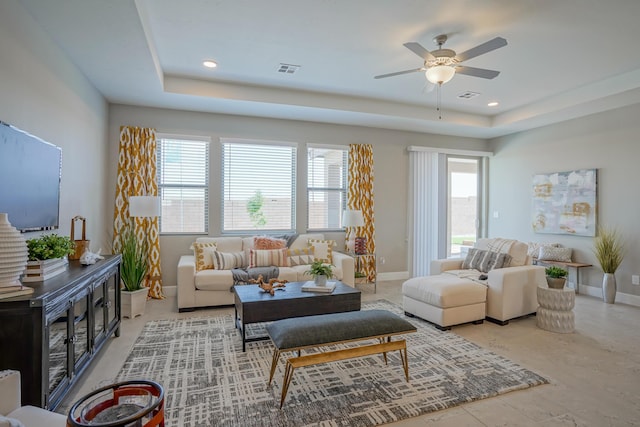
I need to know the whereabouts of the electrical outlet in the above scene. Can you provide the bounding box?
[493,211,500,218]
[379,257,386,265]
[632,275,640,285]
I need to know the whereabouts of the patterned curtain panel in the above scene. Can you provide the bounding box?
[113,126,164,299]
[348,144,376,281]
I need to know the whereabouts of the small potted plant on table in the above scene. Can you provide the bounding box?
[24,234,75,281]
[119,229,149,318]
[545,266,568,289]
[306,260,333,286]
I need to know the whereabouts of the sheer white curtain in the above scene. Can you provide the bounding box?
[409,149,446,277]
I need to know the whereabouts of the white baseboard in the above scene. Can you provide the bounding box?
[580,285,640,307]
[377,271,410,282]
[162,285,177,297]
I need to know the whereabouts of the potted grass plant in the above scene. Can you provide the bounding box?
[545,266,568,289]
[305,260,333,286]
[593,226,625,304]
[119,228,149,318]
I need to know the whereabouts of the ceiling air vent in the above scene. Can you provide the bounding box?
[457,91,480,99]
[277,63,301,74]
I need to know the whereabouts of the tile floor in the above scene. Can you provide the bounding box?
[60,280,640,426]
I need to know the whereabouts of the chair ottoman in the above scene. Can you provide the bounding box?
[402,274,487,330]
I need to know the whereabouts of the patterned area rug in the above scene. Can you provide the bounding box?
[117,300,547,426]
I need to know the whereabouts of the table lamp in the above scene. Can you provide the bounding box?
[342,209,364,253]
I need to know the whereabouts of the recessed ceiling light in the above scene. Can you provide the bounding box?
[487,101,499,107]
[203,60,218,68]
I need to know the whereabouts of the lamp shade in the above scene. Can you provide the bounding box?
[342,209,365,228]
[425,65,455,84]
[129,196,160,218]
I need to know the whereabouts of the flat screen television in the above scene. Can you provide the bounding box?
[0,121,62,232]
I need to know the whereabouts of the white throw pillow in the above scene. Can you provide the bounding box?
[192,242,217,271]
[249,248,289,268]
[527,242,561,259]
[538,246,572,262]
[208,250,247,270]
[287,247,315,266]
[307,239,336,263]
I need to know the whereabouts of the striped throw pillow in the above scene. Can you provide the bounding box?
[287,247,315,266]
[462,248,512,273]
[250,248,289,268]
[208,250,247,270]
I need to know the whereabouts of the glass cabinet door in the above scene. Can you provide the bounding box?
[46,306,70,408]
[105,269,119,331]
[72,290,91,373]
[92,277,107,346]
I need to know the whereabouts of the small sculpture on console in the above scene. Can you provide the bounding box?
[79,247,105,265]
[249,275,287,295]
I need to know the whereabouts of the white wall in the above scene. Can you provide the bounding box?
[489,104,640,298]
[108,104,489,286]
[0,1,109,246]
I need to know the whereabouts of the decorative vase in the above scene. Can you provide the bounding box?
[314,274,327,286]
[602,273,616,304]
[0,213,29,288]
[546,277,566,289]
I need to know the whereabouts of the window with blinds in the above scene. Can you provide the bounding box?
[157,135,209,233]
[307,146,348,230]
[222,139,296,232]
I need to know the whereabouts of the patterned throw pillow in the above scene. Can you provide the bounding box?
[253,236,287,250]
[462,248,512,273]
[192,242,217,271]
[538,246,572,262]
[527,242,561,259]
[287,247,315,266]
[208,250,247,270]
[307,238,336,263]
[250,248,289,268]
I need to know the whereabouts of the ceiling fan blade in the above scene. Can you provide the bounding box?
[455,37,507,62]
[403,42,435,61]
[374,67,425,79]
[455,65,500,79]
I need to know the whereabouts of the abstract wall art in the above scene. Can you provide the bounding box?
[532,169,597,236]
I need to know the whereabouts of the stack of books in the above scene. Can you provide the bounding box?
[0,285,34,300]
[301,281,336,293]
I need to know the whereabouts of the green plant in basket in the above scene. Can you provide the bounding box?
[26,234,75,261]
[545,266,568,279]
[119,228,148,292]
[305,260,333,278]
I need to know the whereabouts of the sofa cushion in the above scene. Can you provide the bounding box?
[462,248,512,273]
[308,238,336,263]
[209,250,247,270]
[192,242,217,271]
[287,247,315,266]
[402,275,487,308]
[195,270,233,291]
[196,237,243,253]
[250,248,289,268]
[289,233,325,251]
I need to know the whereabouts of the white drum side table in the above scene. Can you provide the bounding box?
[537,286,575,333]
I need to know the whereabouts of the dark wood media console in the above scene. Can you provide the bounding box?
[0,255,121,410]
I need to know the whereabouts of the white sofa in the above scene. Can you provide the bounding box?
[0,370,66,427]
[177,233,355,311]
[403,238,547,328]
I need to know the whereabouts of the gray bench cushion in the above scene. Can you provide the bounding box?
[266,309,416,350]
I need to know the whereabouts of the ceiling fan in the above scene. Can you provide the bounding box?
[374,34,507,85]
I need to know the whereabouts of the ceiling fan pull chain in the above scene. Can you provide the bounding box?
[437,83,443,120]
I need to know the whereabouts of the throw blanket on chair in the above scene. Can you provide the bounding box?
[232,266,280,286]
[487,238,515,255]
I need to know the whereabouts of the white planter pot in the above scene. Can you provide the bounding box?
[122,287,149,319]
[314,274,328,286]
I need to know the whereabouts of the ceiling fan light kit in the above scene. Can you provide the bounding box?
[425,65,455,84]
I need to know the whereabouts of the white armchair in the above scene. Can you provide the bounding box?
[430,238,546,324]
[0,370,67,427]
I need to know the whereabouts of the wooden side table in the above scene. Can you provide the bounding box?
[536,286,575,333]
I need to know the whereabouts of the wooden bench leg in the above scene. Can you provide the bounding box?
[268,349,280,386]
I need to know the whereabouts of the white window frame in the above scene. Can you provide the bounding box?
[156,134,210,234]
[221,138,297,234]
[307,144,348,231]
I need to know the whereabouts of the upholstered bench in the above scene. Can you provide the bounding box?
[266,309,417,407]
[402,274,487,330]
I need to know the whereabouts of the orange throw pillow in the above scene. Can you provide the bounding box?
[253,236,287,250]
